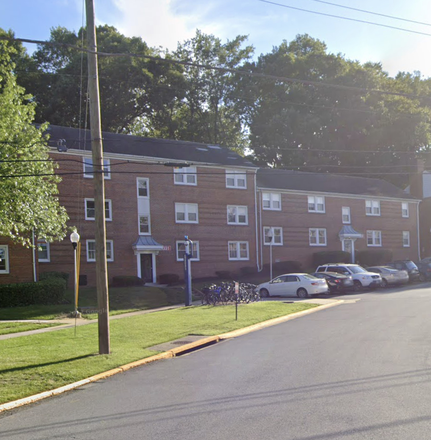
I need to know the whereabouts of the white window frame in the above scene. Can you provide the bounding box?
[227,205,248,225]
[309,228,327,246]
[262,192,281,211]
[308,195,325,213]
[86,240,114,262]
[137,178,149,198]
[0,245,10,274]
[174,166,197,186]
[403,231,410,247]
[228,241,249,260]
[402,202,409,218]
[366,200,381,216]
[342,207,351,224]
[263,227,283,246]
[367,230,382,247]
[139,214,150,235]
[84,198,112,221]
[175,203,199,224]
[176,240,200,261]
[83,157,111,179]
[226,169,247,189]
[37,239,50,263]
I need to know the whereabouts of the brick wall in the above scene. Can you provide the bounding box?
[0,238,35,285]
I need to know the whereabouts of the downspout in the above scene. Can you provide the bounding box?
[259,188,263,271]
[32,229,37,282]
[254,170,262,271]
[417,201,421,261]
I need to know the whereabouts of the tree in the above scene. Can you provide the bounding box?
[0,31,69,246]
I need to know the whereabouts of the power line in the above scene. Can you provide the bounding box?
[258,0,431,38]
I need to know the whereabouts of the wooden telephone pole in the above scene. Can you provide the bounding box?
[86,0,110,354]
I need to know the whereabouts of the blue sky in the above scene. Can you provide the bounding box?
[2,0,431,78]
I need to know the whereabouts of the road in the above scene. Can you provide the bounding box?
[2,284,431,439]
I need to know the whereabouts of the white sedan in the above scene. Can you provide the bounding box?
[258,273,328,298]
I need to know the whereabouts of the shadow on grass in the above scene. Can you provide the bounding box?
[0,354,96,375]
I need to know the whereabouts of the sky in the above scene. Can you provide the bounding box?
[2,0,431,78]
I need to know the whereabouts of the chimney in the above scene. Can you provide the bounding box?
[409,159,424,199]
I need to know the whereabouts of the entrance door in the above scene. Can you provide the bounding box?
[140,254,153,283]
[342,239,354,263]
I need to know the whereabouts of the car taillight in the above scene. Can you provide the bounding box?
[334,279,341,283]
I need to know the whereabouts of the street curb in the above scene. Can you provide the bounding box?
[0,300,343,414]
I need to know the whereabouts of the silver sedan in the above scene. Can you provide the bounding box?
[258,273,328,298]
[367,266,409,287]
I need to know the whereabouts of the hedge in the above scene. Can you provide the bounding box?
[39,271,70,287]
[312,251,351,267]
[0,277,67,308]
[111,276,145,287]
[158,273,180,285]
[356,249,393,266]
[262,260,302,277]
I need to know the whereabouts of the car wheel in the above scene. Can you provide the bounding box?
[260,288,270,298]
[419,273,426,282]
[353,280,363,292]
[381,278,388,288]
[297,288,309,299]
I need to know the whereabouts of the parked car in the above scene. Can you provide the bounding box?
[366,266,409,287]
[417,260,431,281]
[315,263,382,291]
[311,271,354,294]
[257,273,328,298]
[386,260,420,282]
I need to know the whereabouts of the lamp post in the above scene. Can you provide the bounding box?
[268,228,274,280]
[70,230,80,318]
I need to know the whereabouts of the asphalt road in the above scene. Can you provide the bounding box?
[3,284,431,439]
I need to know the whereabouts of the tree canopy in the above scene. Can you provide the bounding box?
[0,31,69,246]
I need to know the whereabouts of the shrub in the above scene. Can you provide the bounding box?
[356,249,393,266]
[39,271,69,287]
[239,266,257,275]
[158,273,180,285]
[312,251,351,267]
[262,260,302,277]
[111,276,144,287]
[215,270,235,279]
[0,277,67,308]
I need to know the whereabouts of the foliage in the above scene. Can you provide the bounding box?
[262,260,302,277]
[110,275,145,287]
[157,273,180,285]
[0,277,66,308]
[39,271,70,286]
[0,31,69,245]
[312,251,352,267]
[356,249,393,266]
[215,270,236,279]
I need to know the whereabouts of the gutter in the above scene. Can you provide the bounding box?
[417,201,421,261]
[32,229,37,282]
[254,170,262,272]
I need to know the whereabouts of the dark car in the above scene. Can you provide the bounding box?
[417,260,431,281]
[311,271,354,293]
[386,260,420,282]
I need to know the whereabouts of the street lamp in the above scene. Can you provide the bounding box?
[70,230,80,318]
[267,228,274,280]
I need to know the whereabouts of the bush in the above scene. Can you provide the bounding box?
[356,249,393,266]
[0,277,67,308]
[158,273,180,285]
[39,271,69,287]
[111,276,144,287]
[239,266,257,276]
[312,251,351,267]
[215,270,235,279]
[262,260,302,277]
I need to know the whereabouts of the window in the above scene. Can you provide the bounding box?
[83,157,111,179]
[403,231,410,247]
[342,207,351,224]
[139,215,150,234]
[37,239,50,262]
[366,200,380,216]
[264,227,283,245]
[226,169,247,189]
[228,241,249,260]
[0,245,9,274]
[367,230,382,246]
[86,240,114,262]
[262,192,281,210]
[175,203,198,223]
[176,241,200,261]
[174,166,197,185]
[137,178,149,198]
[309,228,327,246]
[85,199,112,221]
[402,202,409,218]
[227,205,248,225]
[308,196,325,213]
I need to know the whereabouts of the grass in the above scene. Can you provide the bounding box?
[0,322,61,336]
[0,301,317,404]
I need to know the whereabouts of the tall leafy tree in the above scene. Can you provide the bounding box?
[0,31,69,246]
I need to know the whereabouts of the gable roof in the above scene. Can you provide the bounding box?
[45,125,257,169]
[257,168,417,200]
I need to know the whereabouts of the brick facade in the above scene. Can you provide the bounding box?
[0,238,36,285]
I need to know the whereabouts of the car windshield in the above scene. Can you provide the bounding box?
[405,261,418,270]
[303,274,317,280]
[348,265,367,274]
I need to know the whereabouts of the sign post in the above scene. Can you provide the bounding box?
[184,236,193,306]
[235,281,239,321]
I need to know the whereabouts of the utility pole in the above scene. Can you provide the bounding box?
[86,0,110,354]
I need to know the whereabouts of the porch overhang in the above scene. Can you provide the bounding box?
[132,236,164,255]
[338,225,363,239]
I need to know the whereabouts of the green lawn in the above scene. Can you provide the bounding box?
[0,322,61,336]
[0,301,317,404]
